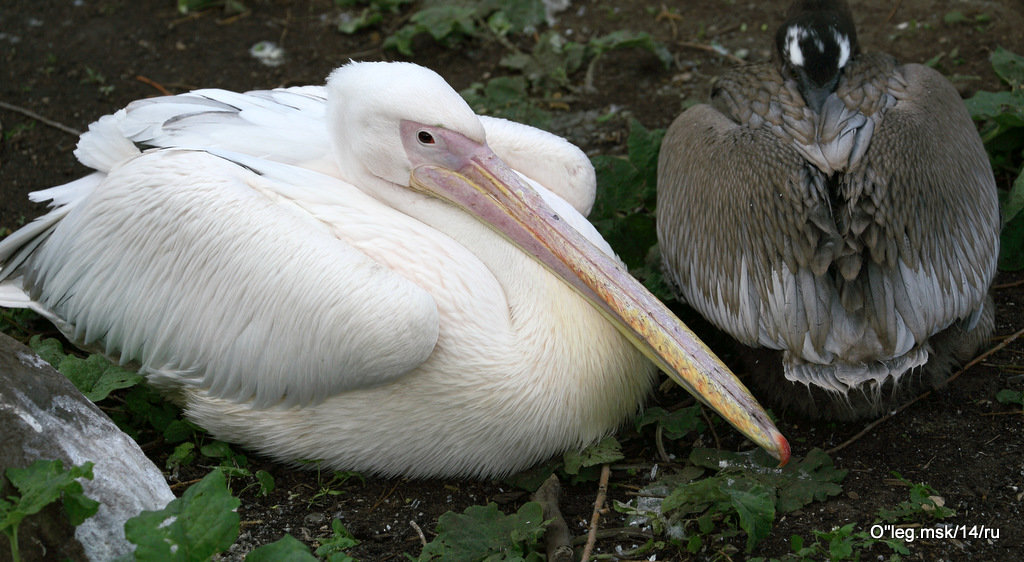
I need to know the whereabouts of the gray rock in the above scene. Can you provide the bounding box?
[0,333,174,561]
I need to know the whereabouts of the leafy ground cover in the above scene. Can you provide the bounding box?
[2,0,1023,559]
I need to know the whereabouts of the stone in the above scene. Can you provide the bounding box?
[0,333,174,561]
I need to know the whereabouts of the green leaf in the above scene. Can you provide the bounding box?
[991,46,1024,88]
[254,470,276,496]
[460,76,552,129]
[418,502,546,561]
[59,354,143,401]
[590,121,665,272]
[1003,171,1024,226]
[996,388,1024,406]
[124,469,241,561]
[28,336,144,401]
[337,8,381,34]
[245,534,318,561]
[720,480,775,552]
[635,405,705,439]
[167,442,196,469]
[484,0,545,34]
[28,335,66,368]
[503,459,559,492]
[1,460,99,531]
[999,208,1024,270]
[562,436,623,475]
[965,90,1024,123]
[661,476,727,514]
[315,519,360,562]
[943,11,966,25]
[586,30,673,69]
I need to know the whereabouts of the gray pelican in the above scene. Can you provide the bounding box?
[0,62,787,478]
[657,0,1000,420]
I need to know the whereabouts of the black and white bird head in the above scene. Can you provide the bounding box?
[774,0,859,112]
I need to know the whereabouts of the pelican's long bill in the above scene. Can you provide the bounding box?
[406,125,791,465]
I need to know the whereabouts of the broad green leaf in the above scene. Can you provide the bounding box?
[28,335,66,368]
[28,336,143,401]
[635,405,705,439]
[965,90,1024,122]
[124,469,240,561]
[245,534,318,561]
[996,388,1024,406]
[418,502,546,561]
[562,436,623,475]
[661,475,727,514]
[1003,171,1024,225]
[999,209,1024,270]
[991,46,1024,88]
[167,442,196,469]
[2,460,98,531]
[503,458,559,492]
[481,0,545,34]
[58,354,143,401]
[689,447,846,514]
[720,480,775,552]
[586,30,673,68]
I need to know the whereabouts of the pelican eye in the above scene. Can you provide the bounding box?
[417,130,435,145]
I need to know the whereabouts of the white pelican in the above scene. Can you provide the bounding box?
[0,61,787,477]
[657,0,999,420]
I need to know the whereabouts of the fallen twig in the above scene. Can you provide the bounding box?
[700,406,722,450]
[136,75,172,96]
[580,464,611,562]
[570,526,654,544]
[531,474,573,562]
[409,520,427,549]
[0,100,81,136]
[827,325,1024,456]
[993,277,1024,290]
[675,40,745,65]
[885,0,903,24]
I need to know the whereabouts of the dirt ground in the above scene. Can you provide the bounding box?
[2,0,1023,560]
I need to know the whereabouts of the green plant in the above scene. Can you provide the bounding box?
[417,502,547,561]
[380,0,547,56]
[177,0,247,15]
[0,460,99,562]
[618,448,846,553]
[245,534,318,561]
[124,469,240,561]
[296,462,364,507]
[996,387,1024,408]
[30,336,143,402]
[784,523,909,561]
[965,47,1024,270]
[877,472,956,522]
[315,519,361,562]
[335,0,413,33]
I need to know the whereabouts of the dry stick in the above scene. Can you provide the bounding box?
[993,278,1024,290]
[580,464,611,562]
[675,41,746,65]
[0,100,81,136]
[885,0,904,24]
[654,425,671,463]
[700,406,721,450]
[827,325,1024,456]
[531,474,573,562]
[409,520,427,549]
[135,75,172,96]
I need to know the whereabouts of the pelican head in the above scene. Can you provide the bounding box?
[775,0,859,112]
